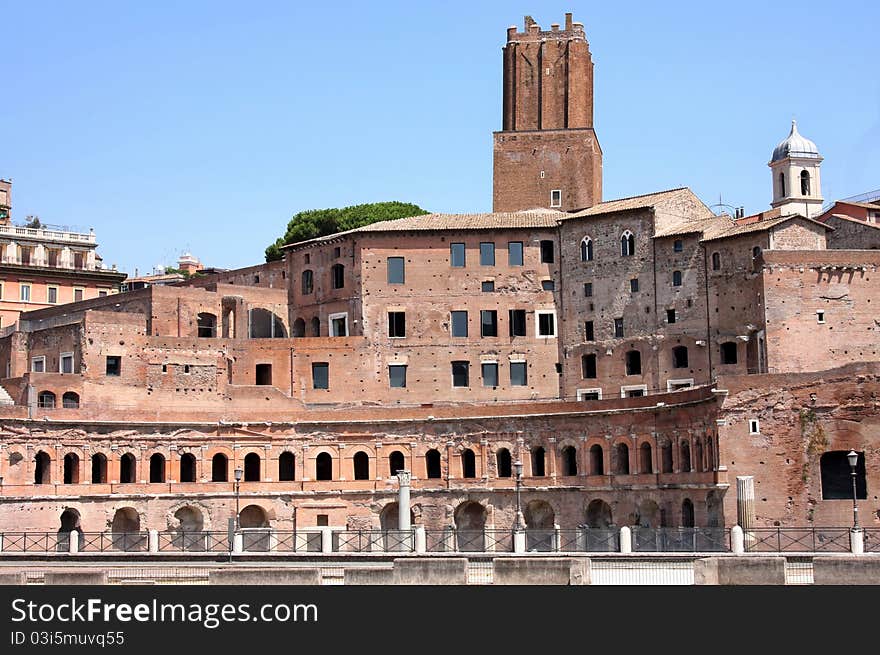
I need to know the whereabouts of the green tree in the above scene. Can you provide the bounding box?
[265,201,428,262]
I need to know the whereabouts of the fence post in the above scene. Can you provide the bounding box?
[268,529,278,552]
[731,525,745,554]
[0,532,4,553]
[850,528,864,555]
[321,527,333,554]
[233,533,243,553]
[553,524,561,552]
[68,530,79,554]
[619,526,632,554]
[413,525,426,554]
[513,530,526,554]
[148,530,159,553]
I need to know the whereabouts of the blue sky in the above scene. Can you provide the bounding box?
[2,1,878,275]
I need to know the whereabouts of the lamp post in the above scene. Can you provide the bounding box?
[513,460,524,531]
[233,468,243,531]
[847,450,859,529]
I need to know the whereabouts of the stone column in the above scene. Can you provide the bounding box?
[397,470,411,531]
[736,476,755,531]
[619,526,632,554]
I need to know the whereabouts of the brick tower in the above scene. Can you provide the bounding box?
[493,14,602,212]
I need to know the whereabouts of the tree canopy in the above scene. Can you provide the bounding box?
[265,201,428,262]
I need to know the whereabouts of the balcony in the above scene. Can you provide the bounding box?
[0,224,95,245]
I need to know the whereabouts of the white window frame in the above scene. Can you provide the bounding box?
[73,286,85,303]
[328,312,349,337]
[59,352,74,374]
[620,383,648,399]
[816,310,825,324]
[749,419,760,435]
[47,285,59,304]
[577,388,603,401]
[666,378,694,392]
[535,309,557,338]
[20,283,31,302]
[31,356,46,373]
[550,189,562,208]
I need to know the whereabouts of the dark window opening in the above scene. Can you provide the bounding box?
[510,361,527,386]
[452,361,469,387]
[562,446,578,476]
[820,451,867,500]
[621,231,635,256]
[91,453,107,483]
[531,447,546,477]
[672,346,689,368]
[425,449,442,479]
[149,454,166,483]
[712,252,721,271]
[34,451,51,484]
[63,453,80,484]
[584,282,593,297]
[106,356,121,376]
[800,170,811,196]
[509,309,527,337]
[389,451,405,477]
[279,452,295,481]
[312,362,329,389]
[541,279,555,291]
[481,280,494,292]
[540,240,554,264]
[119,453,136,483]
[353,451,369,480]
[582,354,597,379]
[720,341,738,365]
[672,270,682,287]
[461,449,476,478]
[614,443,630,475]
[626,350,641,375]
[179,453,196,483]
[639,443,653,474]
[538,312,556,337]
[614,318,624,338]
[331,264,345,289]
[316,452,332,481]
[589,445,604,475]
[255,363,272,386]
[243,452,260,481]
[674,239,683,253]
[581,238,593,262]
[301,269,314,295]
[496,448,512,478]
[667,309,676,324]
[480,310,498,337]
[389,364,407,388]
[585,321,594,341]
[211,454,228,482]
[630,278,639,293]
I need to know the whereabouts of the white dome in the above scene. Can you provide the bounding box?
[771,120,820,162]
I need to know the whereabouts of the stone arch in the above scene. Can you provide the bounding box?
[680,440,692,473]
[119,452,136,483]
[211,453,228,482]
[681,499,695,528]
[379,502,415,531]
[239,504,270,552]
[197,312,217,338]
[315,452,333,481]
[38,390,56,409]
[425,449,442,479]
[389,450,405,477]
[243,452,261,482]
[639,441,653,474]
[585,499,613,528]
[91,452,107,483]
[580,236,593,262]
[63,452,80,484]
[310,316,320,337]
[560,445,578,476]
[58,508,83,552]
[694,439,704,472]
[111,507,143,551]
[661,439,673,473]
[636,499,661,528]
[496,448,512,478]
[353,451,370,480]
[34,450,51,484]
[461,448,476,478]
[613,442,630,475]
[292,318,306,337]
[248,308,287,338]
[62,391,80,408]
[278,451,295,481]
[149,453,166,483]
[524,499,556,551]
[589,444,604,476]
[531,446,546,477]
[454,501,487,552]
[179,453,196,482]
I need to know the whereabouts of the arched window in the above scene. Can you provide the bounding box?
[301,269,314,295]
[706,437,715,472]
[779,172,786,197]
[353,451,369,480]
[639,442,653,474]
[331,263,345,289]
[149,453,166,483]
[496,448,512,477]
[389,451,405,477]
[752,246,762,259]
[613,443,629,475]
[625,350,641,375]
[720,341,738,365]
[316,452,332,481]
[680,441,692,473]
[711,252,721,271]
[62,391,79,408]
[34,450,51,484]
[310,317,320,337]
[91,453,107,483]
[672,270,682,287]
[425,449,441,479]
[800,170,811,196]
[531,446,545,477]
[620,230,635,257]
[672,346,689,368]
[38,391,56,409]
[179,453,196,483]
[694,439,704,472]
[661,441,673,473]
[243,452,261,481]
[63,453,80,484]
[279,451,295,481]
[681,499,695,527]
[562,446,578,476]
[211,453,228,482]
[461,449,476,478]
[589,445,604,475]
[292,318,305,337]
[197,312,217,337]
[580,237,594,262]
[119,453,136,483]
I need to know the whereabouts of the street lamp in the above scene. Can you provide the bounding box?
[233,468,243,531]
[513,460,524,531]
[847,450,859,529]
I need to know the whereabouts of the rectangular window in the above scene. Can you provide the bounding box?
[816,310,825,324]
[331,264,345,289]
[479,242,495,266]
[481,280,495,292]
[255,363,272,385]
[60,352,74,374]
[333,247,341,258]
[614,318,624,338]
[508,242,524,266]
[387,257,405,284]
[451,311,468,337]
[480,310,498,337]
[31,356,46,373]
[481,362,498,387]
[329,313,348,337]
[452,361,470,387]
[541,280,555,291]
[312,362,329,389]
[106,356,121,376]
[577,389,601,401]
[98,290,108,297]
[585,321,594,341]
[389,364,407,388]
[509,309,527,337]
[537,310,556,337]
[510,361,527,386]
[540,240,554,264]
[674,239,683,253]
[667,309,676,324]
[584,282,593,297]
[388,311,406,338]
[47,286,58,304]
[582,354,597,379]
[450,243,466,267]
[73,288,84,302]
[20,284,31,302]
[550,189,562,207]
[630,278,639,293]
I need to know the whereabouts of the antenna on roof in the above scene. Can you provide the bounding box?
[710,193,740,218]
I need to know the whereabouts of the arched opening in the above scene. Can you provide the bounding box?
[243,452,261,482]
[389,451,405,477]
[301,269,314,295]
[779,171,786,197]
[561,446,578,476]
[639,442,653,474]
[34,450,51,484]
[63,453,80,484]
[119,453,136,483]
[800,169,811,196]
[315,452,332,481]
[379,502,415,532]
[711,252,721,271]
[62,391,80,408]
[248,308,287,338]
[625,350,641,375]
[279,451,295,481]
[636,500,661,528]
[239,505,268,528]
[706,490,722,527]
[706,437,715,471]
[720,342,738,365]
[525,499,556,551]
[672,270,682,287]
[211,453,228,482]
[353,451,369,480]
[620,230,635,256]
[91,453,107,483]
[589,445,604,476]
[149,453,166,483]
[661,441,673,473]
[613,443,630,475]
[292,318,305,337]
[531,447,545,477]
[461,449,476,478]
[496,448,512,477]
[580,237,593,262]
[425,449,441,479]
[331,263,345,289]
[680,441,692,473]
[454,501,487,552]
[310,316,320,337]
[239,504,270,552]
[196,312,217,338]
[672,346,689,369]
[38,390,56,409]
[173,506,205,551]
[179,453,196,483]
[58,508,83,552]
[681,499,695,528]
[111,507,143,551]
[586,499,613,529]
[694,439,704,472]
